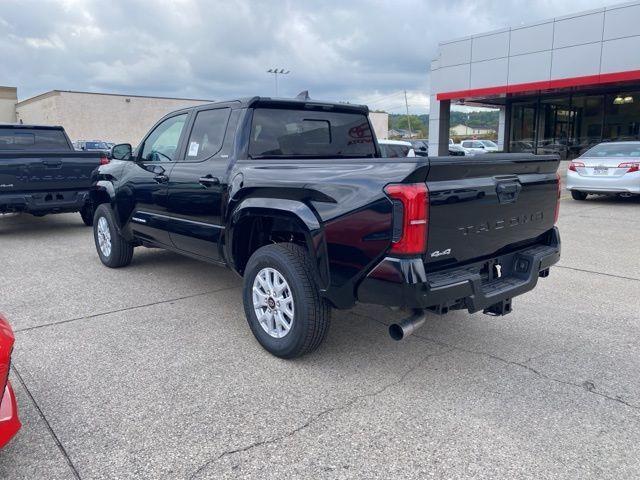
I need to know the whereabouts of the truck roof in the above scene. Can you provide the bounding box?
[0,123,65,130]
[170,96,370,115]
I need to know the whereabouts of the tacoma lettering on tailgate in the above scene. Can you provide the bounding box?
[457,211,544,236]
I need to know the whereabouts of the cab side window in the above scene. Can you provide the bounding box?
[184,108,231,161]
[141,114,188,162]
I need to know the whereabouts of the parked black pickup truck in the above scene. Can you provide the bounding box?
[90,97,561,358]
[0,124,108,224]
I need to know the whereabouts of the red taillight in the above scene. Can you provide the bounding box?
[384,183,429,255]
[554,172,561,224]
[618,162,640,173]
[100,154,110,166]
[568,161,584,172]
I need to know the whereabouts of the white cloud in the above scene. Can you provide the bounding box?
[0,0,622,114]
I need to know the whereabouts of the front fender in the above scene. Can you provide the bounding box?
[91,180,116,204]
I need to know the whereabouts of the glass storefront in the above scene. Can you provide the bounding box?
[509,90,640,159]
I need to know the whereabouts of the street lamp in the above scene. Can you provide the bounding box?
[267,68,290,96]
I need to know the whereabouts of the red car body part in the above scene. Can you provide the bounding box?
[0,313,20,448]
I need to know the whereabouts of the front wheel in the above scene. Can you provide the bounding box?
[571,190,588,201]
[242,243,331,359]
[93,204,134,268]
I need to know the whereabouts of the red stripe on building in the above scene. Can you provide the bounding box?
[436,69,640,101]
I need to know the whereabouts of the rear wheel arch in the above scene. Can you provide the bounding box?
[227,204,328,289]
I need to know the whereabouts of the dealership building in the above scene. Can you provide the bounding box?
[429,1,640,159]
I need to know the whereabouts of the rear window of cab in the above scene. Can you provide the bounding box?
[249,108,376,158]
[0,128,70,151]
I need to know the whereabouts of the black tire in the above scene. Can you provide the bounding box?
[80,204,93,226]
[571,190,588,201]
[93,204,134,268]
[242,243,330,359]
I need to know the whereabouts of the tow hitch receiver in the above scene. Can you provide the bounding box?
[483,298,512,316]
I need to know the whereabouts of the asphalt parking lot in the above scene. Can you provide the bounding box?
[1,185,639,479]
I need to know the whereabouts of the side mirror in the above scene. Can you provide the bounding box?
[420,146,427,151]
[111,143,132,160]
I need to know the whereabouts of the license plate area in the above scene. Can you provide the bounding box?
[593,167,608,175]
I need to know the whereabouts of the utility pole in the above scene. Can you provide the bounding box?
[404,90,413,137]
[267,68,290,96]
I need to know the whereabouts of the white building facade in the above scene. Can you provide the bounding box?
[429,1,640,159]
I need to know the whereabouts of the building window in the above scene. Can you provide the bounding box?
[604,91,640,142]
[538,96,572,159]
[509,102,536,153]
[571,95,604,158]
[509,90,640,160]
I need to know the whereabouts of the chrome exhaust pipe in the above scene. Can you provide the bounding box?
[389,310,427,341]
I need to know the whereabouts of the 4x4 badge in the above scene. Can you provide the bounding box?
[430,249,451,258]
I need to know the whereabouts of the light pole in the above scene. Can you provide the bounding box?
[267,68,290,96]
[404,90,413,137]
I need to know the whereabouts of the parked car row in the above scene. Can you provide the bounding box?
[404,138,496,157]
[73,140,114,152]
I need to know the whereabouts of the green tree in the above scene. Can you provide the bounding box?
[394,115,427,137]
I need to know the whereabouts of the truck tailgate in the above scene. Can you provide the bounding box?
[0,152,101,193]
[424,154,560,267]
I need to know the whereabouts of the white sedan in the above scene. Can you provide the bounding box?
[378,139,416,158]
[459,140,491,155]
[566,141,640,200]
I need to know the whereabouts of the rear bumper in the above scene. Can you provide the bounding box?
[357,227,561,312]
[0,381,21,448]
[566,170,640,194]
[0,190,89,214]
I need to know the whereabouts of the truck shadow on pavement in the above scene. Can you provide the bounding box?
[0,212,89,236]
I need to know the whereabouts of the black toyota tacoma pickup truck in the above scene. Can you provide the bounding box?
[0,124,108,224]
[90,97,561,358]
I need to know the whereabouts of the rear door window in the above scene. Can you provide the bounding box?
[184,108,231,161]
[249,108,376,158]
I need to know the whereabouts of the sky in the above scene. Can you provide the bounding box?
[0,0,625,114]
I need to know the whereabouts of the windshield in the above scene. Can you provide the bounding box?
[249,108,376,158]
[582,143,640,158]
[480,140,497,148]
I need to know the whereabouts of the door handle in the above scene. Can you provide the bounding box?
[198,175,220,187]
[153,174,169,183]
